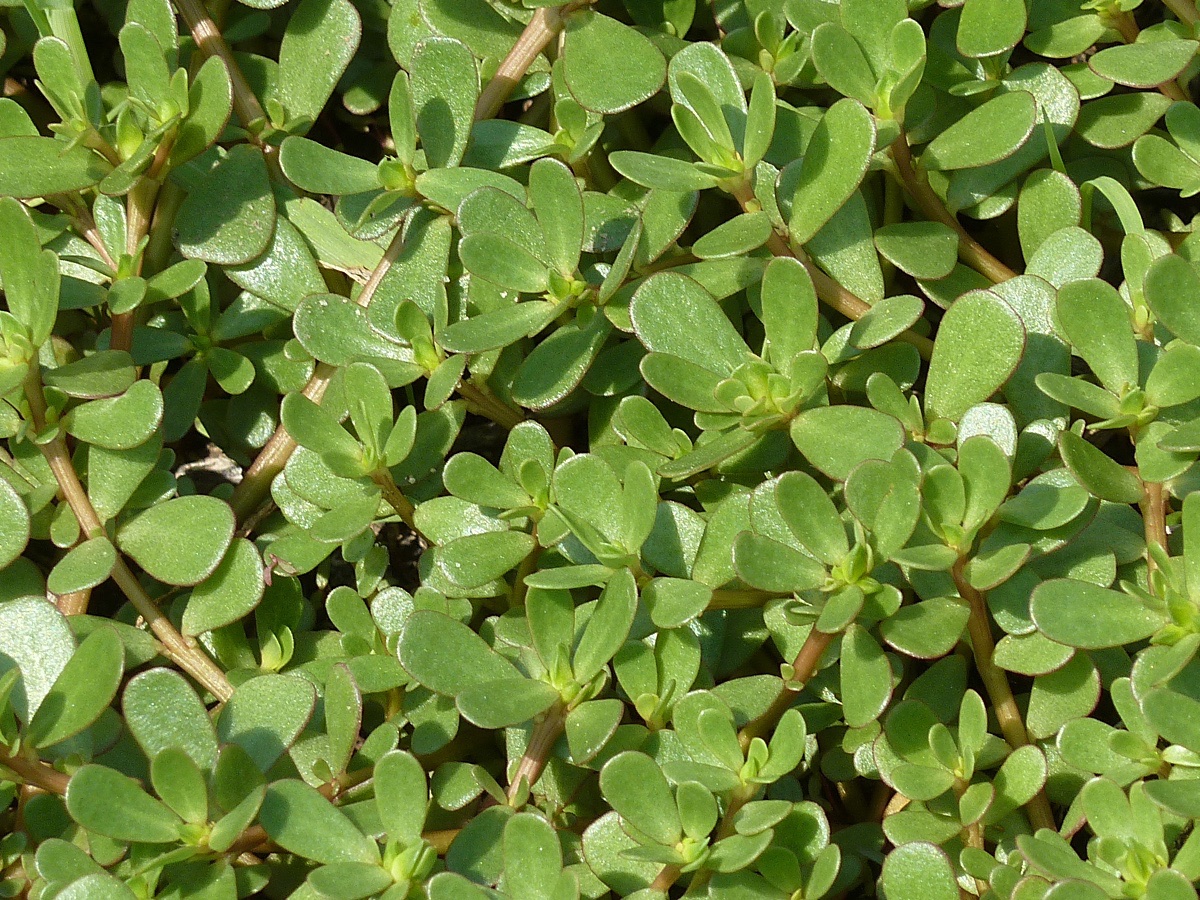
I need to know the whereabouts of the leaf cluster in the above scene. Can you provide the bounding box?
[4,0,1200,898]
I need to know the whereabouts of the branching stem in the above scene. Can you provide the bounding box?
[173,0,267,133]
[23,368,233,701]
[1141,479,1168,584]
[728,181,934,360]
[507,700,566,803]
[473,2,593,122]
[228,228,408,526]
[952,558,1054,832]
[738,627,834,751]
[890,132,1018,284]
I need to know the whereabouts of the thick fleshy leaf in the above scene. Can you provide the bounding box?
[0,479,30,571]
[261,780,378,864]
[410,37,477,169]
[175,145,274,265]
[880,842,959,900]
[117,496,235,586]
[1146,254,1200,345]
[841,624,893,728]
[631,272,750,374]
[1031,580,1163,649]
[1089,40,1198,89]
[1059,430,1144,504]
[276,0,360,131]
[922,91,1037,171]
[958,0,1027,58]
[0,136,111,198]
[456,677,560,728]
[562,12,666,114]
[1056,278,1137,394]
[26,627,123,749]
[374,750,428,843]
[399,610,518,696]
[790,406,905,480]
[599,751,680,846]
[182,538,265,636]
[925,291,1025,421]
[123,668,219,770]
[216,675,317,772]
[787,99,876,244]
[66,765,182,842]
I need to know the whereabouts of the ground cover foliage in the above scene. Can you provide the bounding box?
[6,0,1200,897]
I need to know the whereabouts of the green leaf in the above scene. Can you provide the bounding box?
[734,532,827,593]
[43,351,137,400]
[790,406,905,481]
[1089,40,1199,90]
[1058,430,1144,504]
[608,151,718,192]
[922,91,1037,171]
[631,273,749,373]
[64,378,163,450]
[276,0,361,132]
[324,663,361,776]
[761,257,819,368]
[411,37,477,169]
[529,158,584,277]
[1146,344,1200,408]
[643,577,712,629]
[182,538,265,636]
[1031,580,1162,649]
[873,222,958,281]
[66,765,182,843]
[511,311,611,410]
[123,668,218,770]
[47,537,116,595]
[175,145,275,266]
[0,137,111,199]
[216,674,316,772]
[0,479,30,571]
[503,813,568,900]
[117,496,235,586]
[565,698,623,765]
[151,747,208,825]
[693,213,773,261]
[849,295,925,350]
[436,531,536,590]
[26,627,123,749]
[169,57,232,167]
[775,471,848,566]
[374,750,427,843]
[841,624,893,728]
[0,198,56,346]
[811,23,876,106]
[562,12,666,114]
[1026,652,1100,739]
[787,99,876,244]
[1146,254,1200,345]
[600,751,681,846]
[261,780,378,864]
[399,610,518,696]
[957,0,1027,59]
[459,233,550,293]
[925,290,1025,421]
[456,676,559,728]
[308,863,392,900]
[880,842,959,900]
[880,598,970,660]
[573,567,638,683]
[1056,278,1137,394]
[279,137,381,196]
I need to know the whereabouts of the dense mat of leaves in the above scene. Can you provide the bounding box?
[5,0,1200,896]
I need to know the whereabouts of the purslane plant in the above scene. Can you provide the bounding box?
[4,0,1200,897]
